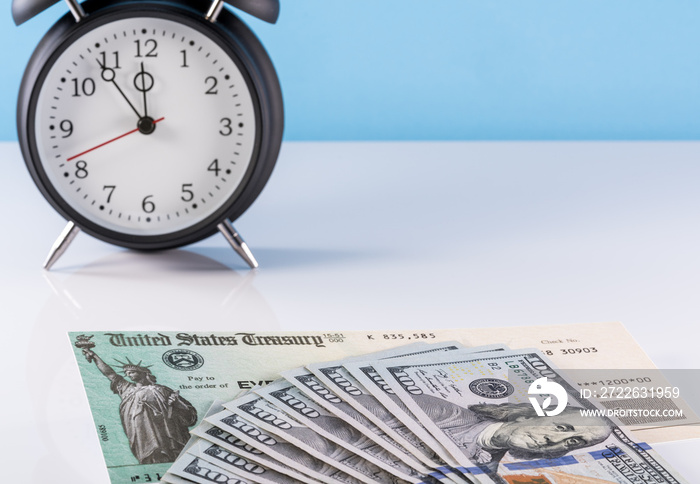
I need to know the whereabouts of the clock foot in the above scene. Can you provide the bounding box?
[217,219,258,269]
[44,221,80,270]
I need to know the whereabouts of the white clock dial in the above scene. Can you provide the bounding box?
[33,16,258,236]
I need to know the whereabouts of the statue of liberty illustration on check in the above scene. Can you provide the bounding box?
[75,335,198,464]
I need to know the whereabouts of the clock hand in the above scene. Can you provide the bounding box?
[134,62,155,119]
[97,60,142,119]
[67,117,165,161]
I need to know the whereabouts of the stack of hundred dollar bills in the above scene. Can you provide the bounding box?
[163,341,689,484]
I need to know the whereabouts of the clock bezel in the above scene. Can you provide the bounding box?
[18,0,283,250]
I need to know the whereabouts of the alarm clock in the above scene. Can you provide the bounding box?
[13,0,284,269]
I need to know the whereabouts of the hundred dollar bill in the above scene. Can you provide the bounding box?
[191,421,322,484]
[254,379,441,484]
[370,348,690,484]
[221,392,416,484]
[205,408,364,484]
[186,439,307,484]
[69,329,473,484]
[168,455,255,484]
[189,398,321,484]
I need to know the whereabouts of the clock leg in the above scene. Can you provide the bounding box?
[44,221,80,270]
[217,219,259,269]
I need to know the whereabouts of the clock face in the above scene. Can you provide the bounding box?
[31,14,259,237]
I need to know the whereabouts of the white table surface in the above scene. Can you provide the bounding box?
[1,140,698,482]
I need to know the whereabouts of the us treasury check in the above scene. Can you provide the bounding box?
[69,322,698,484]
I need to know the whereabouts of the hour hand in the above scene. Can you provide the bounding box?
[96,59,142,119]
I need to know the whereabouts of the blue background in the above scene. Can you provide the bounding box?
[2,0,699,141]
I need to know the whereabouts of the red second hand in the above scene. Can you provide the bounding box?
[66,117,165,162]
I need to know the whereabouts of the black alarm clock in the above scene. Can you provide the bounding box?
[13,0,284,269]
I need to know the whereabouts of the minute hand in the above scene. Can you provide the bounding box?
[134,62,155,118]
[97,60,142,119]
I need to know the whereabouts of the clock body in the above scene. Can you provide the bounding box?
[17,0,283,250]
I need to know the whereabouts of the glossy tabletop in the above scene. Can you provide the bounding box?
[1,140,699,482]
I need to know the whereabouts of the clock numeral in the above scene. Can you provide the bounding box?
[135,39,158,58]
[71,78,96,97]
[180,50,189,68]
[99,51,121,69]
[75,160,89,179]
[103,185,116,203]
[219,118,233,136]
[205,76,218,95]
[142,195,155,213]
[208,159,221,176]
[181,184,194,202]
[60,120,73,138]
